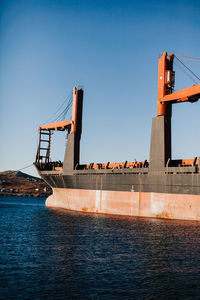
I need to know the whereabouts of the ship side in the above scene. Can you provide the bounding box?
[35,52,200,221]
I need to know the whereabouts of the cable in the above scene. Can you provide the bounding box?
[51,92,73,123]
[18,164,34,171]
[176,54,200,61]
[3,164,34,175]
[50,90,72,122]
[45,90,73,123]
[51,94,73,123]
[174,61,198,85]
[174,56,200,82]
[179,61,200,67]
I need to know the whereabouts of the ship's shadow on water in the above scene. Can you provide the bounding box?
[0,197,200,300]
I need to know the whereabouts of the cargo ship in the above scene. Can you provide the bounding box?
[35,52,200,221]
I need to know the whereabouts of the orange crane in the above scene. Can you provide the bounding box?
[151,52,200,170]
[157,52,200,116]
[36,87,83,165]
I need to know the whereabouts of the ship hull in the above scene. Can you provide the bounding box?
[38,168,200,221]
[46,187,200,221]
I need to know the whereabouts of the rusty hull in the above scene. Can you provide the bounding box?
[46,188,200,221]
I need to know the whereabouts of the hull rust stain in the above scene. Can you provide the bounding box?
[46,188,200,221]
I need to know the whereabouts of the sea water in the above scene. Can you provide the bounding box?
[0,196,200,299]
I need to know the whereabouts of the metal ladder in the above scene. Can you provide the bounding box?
[36,129,51,163]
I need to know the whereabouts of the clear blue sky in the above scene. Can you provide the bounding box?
[1,0,200,177]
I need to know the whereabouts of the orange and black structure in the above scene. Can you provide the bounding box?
[150,52,200,170]
[35,52,200,221]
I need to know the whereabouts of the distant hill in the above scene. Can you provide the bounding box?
[0,170,42,180]
[0,170,52,197]
[1,170,43,181]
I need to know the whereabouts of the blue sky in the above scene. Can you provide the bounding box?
[1,0,200,176]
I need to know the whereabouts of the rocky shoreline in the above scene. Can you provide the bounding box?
[0,170,52,198]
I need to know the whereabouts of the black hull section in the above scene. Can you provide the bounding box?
[40,171,200,196]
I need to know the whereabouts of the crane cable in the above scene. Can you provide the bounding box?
[3,164,34,175]
[18,164,34,171]
[175,54,200,66]
[174,55,200,83]
[51,94,73,123]
[45,89,73,124]
[174,61,198,85]
[175,54,200,61]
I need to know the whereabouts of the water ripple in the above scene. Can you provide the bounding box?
[0,196,200,299]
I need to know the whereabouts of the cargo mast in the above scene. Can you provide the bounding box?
[150,52,200,170]
[35,88,83,171]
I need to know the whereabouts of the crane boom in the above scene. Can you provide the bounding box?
[157,52,200,116]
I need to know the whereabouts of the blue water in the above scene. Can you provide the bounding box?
[0,196,200,300]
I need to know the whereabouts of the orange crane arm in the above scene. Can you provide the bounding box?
[157,52,200,116]
[38,120,72,131]
[161,84,200,103]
